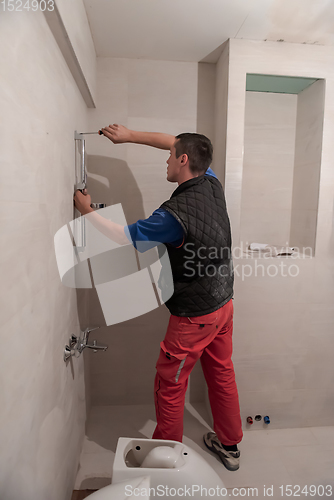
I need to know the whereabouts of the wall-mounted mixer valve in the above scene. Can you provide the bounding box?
[64,327,108,361]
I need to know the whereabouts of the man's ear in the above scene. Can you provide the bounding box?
[180,153,188,165]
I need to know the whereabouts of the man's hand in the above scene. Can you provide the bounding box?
[101,124,131,144]
[73,190,128,245]
[74,189,93,215]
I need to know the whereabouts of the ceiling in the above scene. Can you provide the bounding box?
[83,0,334,63]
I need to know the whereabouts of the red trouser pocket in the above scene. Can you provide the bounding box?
[157,341,187,384]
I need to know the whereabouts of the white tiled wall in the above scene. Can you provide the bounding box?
[290,79,325,252]
[213,40,229,183]
[0,7,95,500]
[215,39,334,429]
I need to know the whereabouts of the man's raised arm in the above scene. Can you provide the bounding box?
[101,124,175,150]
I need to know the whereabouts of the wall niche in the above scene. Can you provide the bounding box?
[240,74,325,256]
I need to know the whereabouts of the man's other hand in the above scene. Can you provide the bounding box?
[73,189,93,215]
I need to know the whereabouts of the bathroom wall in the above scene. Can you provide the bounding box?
[241,91,298,245]
[290,80,325,253]
[84,57,215,406]
[0,4,96,500]
[197,62,217,143]
[55,0,97,102]
[216,39,334,428]
[213,40,229,183]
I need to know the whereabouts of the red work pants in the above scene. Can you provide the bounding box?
[152,299,243,446]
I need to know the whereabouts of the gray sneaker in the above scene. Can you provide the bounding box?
[203,432,240,471]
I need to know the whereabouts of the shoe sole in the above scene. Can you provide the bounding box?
[203,435,239,471]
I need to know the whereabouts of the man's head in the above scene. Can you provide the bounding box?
[166,133,213,184]
[175,133,213,174]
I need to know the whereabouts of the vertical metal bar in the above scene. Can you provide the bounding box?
[81,214,86,251]
[74,131,87,251]
[81,138,86,189]
[74,132,86,190]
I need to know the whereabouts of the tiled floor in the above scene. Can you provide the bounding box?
[74,404,334,499]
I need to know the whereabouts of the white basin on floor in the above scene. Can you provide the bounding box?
[87,437,226,499]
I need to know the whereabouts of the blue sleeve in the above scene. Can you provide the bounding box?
[124,208,184,252]
[205,167,218,179]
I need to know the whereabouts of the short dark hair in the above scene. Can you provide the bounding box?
[174,133,213,174]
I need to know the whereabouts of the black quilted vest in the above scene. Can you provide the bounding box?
[160,174,234,316]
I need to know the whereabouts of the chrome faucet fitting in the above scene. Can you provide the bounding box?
[64,326,108,361]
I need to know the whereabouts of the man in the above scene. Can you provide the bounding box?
[74,124,243,471]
